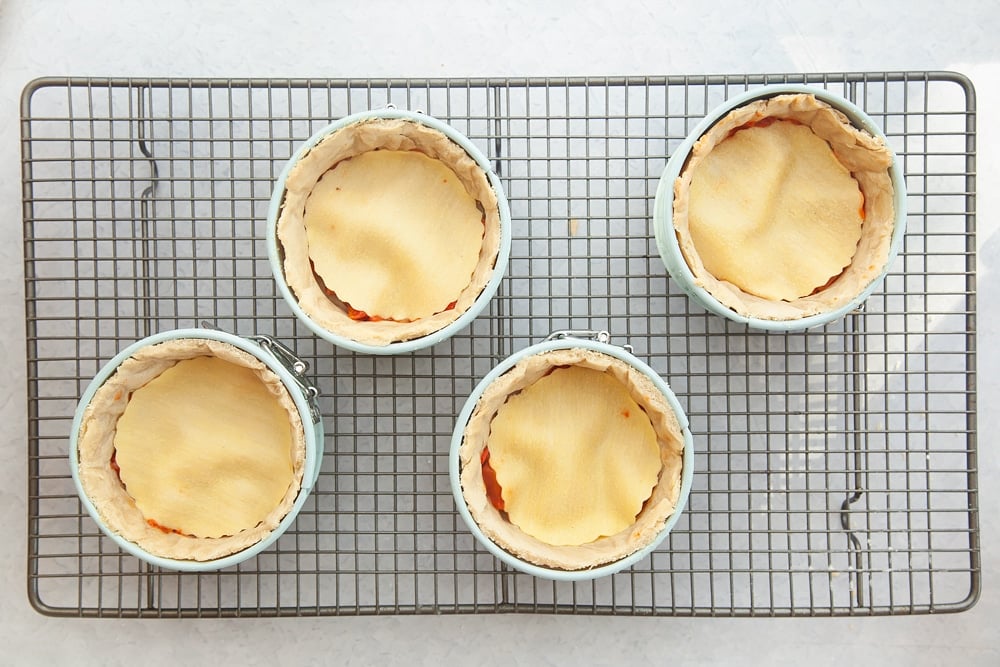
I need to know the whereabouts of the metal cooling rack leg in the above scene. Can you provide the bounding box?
[841,310,869,609]
[136,85,159,339]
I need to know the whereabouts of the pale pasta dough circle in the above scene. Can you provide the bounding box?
[687,120,865,301]
[114,356,296,539]
[304,150,484,321]
[487,365,661,547]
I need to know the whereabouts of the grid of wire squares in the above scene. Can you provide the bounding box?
[22,73,978,617]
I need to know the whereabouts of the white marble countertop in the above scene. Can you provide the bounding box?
[1,1,997,663]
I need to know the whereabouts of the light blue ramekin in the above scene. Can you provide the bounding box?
[267,107,512,354]
[69,327,324,572]
[652,83,907,331]
[449,332,695,581]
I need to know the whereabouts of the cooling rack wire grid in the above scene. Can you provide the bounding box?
[22,73,978,617]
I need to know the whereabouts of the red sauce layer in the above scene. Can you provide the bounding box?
[146,518,185,535]
[725,115,801,140]
[480,447,505,512]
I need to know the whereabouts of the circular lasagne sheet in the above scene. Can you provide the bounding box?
[304,149,484,322]
[687,120,865,301]
[487,365,661,547]
[114,356,296,540]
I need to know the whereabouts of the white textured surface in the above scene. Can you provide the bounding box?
[1,0,998,663]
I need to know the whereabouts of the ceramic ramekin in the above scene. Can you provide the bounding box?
[69,327,324,571]
[653,83,907,331]
[267,107,512,354]
[449,331,694,581]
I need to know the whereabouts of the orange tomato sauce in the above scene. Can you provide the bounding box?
[480,447,505,512]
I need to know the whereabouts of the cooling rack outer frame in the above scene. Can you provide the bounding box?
[22,72,979,618]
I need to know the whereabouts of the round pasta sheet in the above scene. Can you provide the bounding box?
[114,356,295,539]
[304,150,483,321]
[687,120,864,301]
[487,365,661,546]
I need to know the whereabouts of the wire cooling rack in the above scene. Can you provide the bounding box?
[22,73,978,618]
